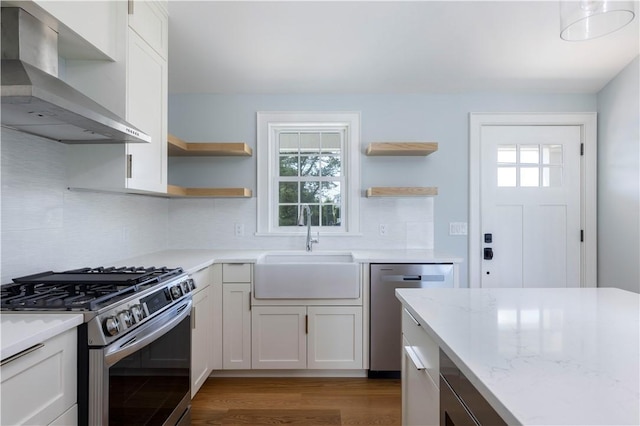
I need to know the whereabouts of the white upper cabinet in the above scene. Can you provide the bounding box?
[128,0,168,59]
[126,25,168,193]
[3,0,119,60]
[66,0,168,194]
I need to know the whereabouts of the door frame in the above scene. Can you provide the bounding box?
[469,113,597,288]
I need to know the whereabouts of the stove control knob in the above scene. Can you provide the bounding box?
[189,279,196,291]
[181,280,190,294]
[130,304,145,323]
[103,316,120,336]
[170,285,183,300]
[119,310,133,328]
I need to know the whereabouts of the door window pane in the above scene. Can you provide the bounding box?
[542,145,563,165]
[498,145,516,163]
[498,167,517,187]
[520,145,539,164]
[542,167,563,187]
[521,167,539,187]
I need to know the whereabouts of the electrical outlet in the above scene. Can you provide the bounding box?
[449,222,468,236]
[379,224,388,236]
[234,223,244,237]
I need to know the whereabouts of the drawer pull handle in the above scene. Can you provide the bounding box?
[404,308,420,326]
[404,345,425,371]
[1,343,45,366]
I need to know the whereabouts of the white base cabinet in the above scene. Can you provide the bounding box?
[252,306,363,370]
[251,306,306,369]
[401,308,439,426]
[222,264,253,369]
[190,266,214,398]
[1,328,77,426]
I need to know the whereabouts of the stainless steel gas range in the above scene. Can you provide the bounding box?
[1,266,195,426]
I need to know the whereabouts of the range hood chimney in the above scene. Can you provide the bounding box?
[1,8,151,144]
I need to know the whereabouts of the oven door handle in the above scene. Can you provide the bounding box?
[104,298,192,367]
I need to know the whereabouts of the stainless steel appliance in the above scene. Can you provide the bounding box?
[1,7,151,144]
[440,349,506,425]
[369,263,454,377]
[1,266,194,426]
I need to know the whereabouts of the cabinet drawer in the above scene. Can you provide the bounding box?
[191,266,211,291]
[223,263,252,283]
[1,328,77,426]
[402,308,439,386]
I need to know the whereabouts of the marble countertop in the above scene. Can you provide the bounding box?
[1,313,83,360]
[396,287,640,426]
[116,249,462,274]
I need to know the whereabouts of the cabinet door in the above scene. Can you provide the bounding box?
[33,0,119,59]
[126,27,167,193]
[210,264,223,370]
[222,283,251,369]
[402,338,439,426]
[1,329,77,426]
[307,306,363,369]
[191,285,213,397]
[251,306,306,369]
[128,0,168,59]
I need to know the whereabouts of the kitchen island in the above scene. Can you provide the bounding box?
[396,287,640,425]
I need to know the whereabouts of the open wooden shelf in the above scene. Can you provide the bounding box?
[365,187,438,197]
[167,185,252,198]
[168,134,252,157]
[365,142,438,156]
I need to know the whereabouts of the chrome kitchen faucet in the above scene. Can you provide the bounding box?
[298,204,319,251]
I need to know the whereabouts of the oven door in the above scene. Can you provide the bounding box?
[88,298,192,426]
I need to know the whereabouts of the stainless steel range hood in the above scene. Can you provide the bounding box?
[1,7,151,144]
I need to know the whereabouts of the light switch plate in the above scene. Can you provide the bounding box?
[449,222,468,235]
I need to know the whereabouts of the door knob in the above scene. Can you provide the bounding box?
[484,247,494,260]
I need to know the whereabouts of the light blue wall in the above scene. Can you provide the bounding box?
[597,56,640,293]
[169,93,596,286]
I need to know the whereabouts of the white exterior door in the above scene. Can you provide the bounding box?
[480,125,582,288]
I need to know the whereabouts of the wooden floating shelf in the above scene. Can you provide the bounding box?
[167,185,252,198]
[365,187,438,197]
[366,142,438,156]
[168,134,252,157]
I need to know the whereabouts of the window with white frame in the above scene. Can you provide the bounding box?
[257,112,360,235]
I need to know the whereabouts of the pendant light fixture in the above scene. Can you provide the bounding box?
[560,0,636,41]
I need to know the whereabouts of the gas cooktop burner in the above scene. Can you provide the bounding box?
[1,266,184,311]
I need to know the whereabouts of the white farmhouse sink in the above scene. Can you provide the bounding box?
[254,251,360,299]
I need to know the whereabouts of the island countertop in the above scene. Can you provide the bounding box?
[395,287,640,426]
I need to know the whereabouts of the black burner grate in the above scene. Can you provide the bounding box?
[1,266,184,311]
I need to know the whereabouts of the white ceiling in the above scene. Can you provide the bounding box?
[167,1,640,94]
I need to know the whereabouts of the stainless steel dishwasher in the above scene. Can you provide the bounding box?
[369,263,454,377]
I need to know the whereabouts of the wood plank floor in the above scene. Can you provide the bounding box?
[191,377,401,425]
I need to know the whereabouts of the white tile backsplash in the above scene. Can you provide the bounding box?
[168,195,434,251]
[1,129,169,283]
[1,127,434,282]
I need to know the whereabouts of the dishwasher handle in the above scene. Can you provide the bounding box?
[383,274,445,282]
